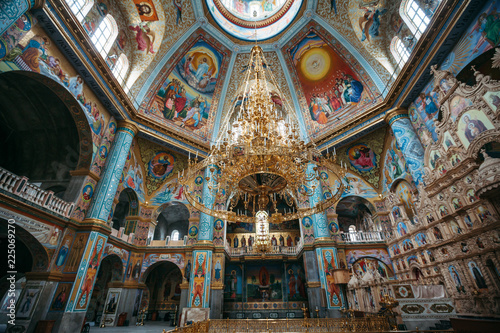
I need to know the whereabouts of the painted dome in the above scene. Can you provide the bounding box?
[207,0,303,41]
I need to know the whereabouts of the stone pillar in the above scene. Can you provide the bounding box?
[0,0,44,35]
[210,253,225,319]
[307,163,329,239]
[84,121,138,224]
[55,231,109,332]
[187,166,217,311]
[178,281,190,323]
[303,250,323,317]
[385,109,425,185]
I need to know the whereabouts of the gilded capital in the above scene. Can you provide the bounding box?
[117,120,139,135]
[385,108,409,126]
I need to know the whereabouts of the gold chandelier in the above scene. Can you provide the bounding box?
[179,45,346,224]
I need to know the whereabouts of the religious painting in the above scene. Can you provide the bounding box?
[410,82,440,142]
[126,252,144,281]
[285,263,308,301]
[73,234,107,311]
[483,90,500,112]
[463,214,474,229]
[449,265,465,293]
[439,205,449,217]
[0,13,35,60]
[414,233,428,247]
[391,244,401,256]
[402,239,414,252]
[189,250,212,307]
[397,222,408,237]
[356,1,387,42]
[64,232,90,273]
[466,189,477,203]
[451,197,463,210]
[16,284,41,319]
[352,258,393,279]
[316,248,342,308]
[392,206,402,220]
[449,95,473,122]
[450,220,462,234]
[407,255,418,266]
[213,219,225,246]
[104,289,121,315]
[224,264,243,302]
[52,230,75,271]
[212,253,224,286]
[468,261,488,289]
[148,38,224,136]
[341,173,378,199]
[328,220,339,235]
[382,131,408,192]
[476,205,493,222]
[148,151,175,181]
[129,22,156,54]
[457,110,494,148]
[288,29,373,129]
[429,150,441,170]
[396,181,415,218]
[133,0,159,21]
[346,143,376,172]
[442,131,456,151]
[246,263,282,302]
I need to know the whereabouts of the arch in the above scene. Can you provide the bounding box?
[153,202,190,241]
[351,256,394,279]
[143,260,182,312]
[91,14,119,57]
[0,71,93,171]
[85,253,124,323]
[112,188,139,231]
[140,259,183,283]
[0,218,48,274]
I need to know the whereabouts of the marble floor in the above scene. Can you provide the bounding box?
[89,321,175,332]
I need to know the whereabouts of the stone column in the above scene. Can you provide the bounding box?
[0,0,44,35]
[55,231,109,332]
[385,109,425,185]
[307,163,329,240]
[84,121,138,225]
[187,166,217,311]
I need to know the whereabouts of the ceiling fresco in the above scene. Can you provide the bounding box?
[138,30,231,144]
[282,23,382,140]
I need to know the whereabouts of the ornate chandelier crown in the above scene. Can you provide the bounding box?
[180,45,346,224]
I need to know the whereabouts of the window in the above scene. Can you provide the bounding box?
[391,36,411,68]
[349,225,356,233]
[66,0,93,22]
[91,14,118,57]
[112,54,129,85]
[171,230,180,241]
[401,0,430,38]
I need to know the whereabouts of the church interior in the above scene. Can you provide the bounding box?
[1,0,500,332]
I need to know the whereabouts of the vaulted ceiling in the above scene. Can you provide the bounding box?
[98,0,417,146]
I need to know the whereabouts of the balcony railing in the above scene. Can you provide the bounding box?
[0,167,74,218]
[339,231,386,243]
[225,239,303,256]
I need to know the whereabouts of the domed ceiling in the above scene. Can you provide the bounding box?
[104,0,428,147]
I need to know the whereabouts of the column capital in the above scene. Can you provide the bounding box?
[26,271,63,281]
[31,0,46,9]
[385,108,409,126]
[117,120,139,136]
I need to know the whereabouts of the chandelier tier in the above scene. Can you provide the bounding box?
[179,45,346,224]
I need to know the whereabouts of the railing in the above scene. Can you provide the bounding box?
[225,239,303,257]
[0,167,74,218]
[339,231,386,243]
[164,317,394,333]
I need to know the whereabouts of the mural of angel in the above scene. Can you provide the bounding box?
[358,2,387,42]
[129,23,155,54]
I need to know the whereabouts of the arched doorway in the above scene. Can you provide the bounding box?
[142,261,182,322]
[85,254,123,326]
[153,202,190,242]
[112,188,139,232]
[0,71,92,200]
[0,218,49,329]
[336,196,379,241]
